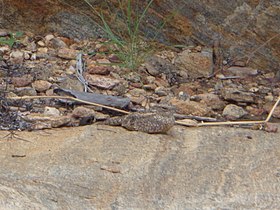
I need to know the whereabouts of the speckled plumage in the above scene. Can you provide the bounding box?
[105,111,175,134]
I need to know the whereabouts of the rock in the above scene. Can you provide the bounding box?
[48,37,67,49]
[11,74,33,87]
[128,88,146,97]
[174,48,213,78]
[44,106,60,117]
[222,104,248,120]
[143,84,157,91]
[26,41,37,52]
[145,56,179,85]
[10,50,24,64]
[221,88,255,103]
[226,66,258,77]
[0,29,9,36]
[37,40,45,47]
[72,106,95,118]
[45,34,55,42]
[0,46,10,53]
[170,98,210,116]
[155,86,168,96]
[36,47,48,58]
[32,80,52,92]
[87,65,113,75]
[194,93,225,110]
[15,87,37,96]
[1,124,279,209]
[84,74,120,90]
[57,48,78,60]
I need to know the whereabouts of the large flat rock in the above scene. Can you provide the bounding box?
[0,125,279,209]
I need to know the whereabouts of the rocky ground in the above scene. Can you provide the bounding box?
[0,29,280,132]
[1,29,280,209]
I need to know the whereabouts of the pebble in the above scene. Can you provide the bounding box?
[84,74,120,90]
[15,87,37,96]
[44,106,60,117]
[170,98,209,116]
[32,80,52,92]
[87,65,112,75]
[48,37,67,49]
[221,88,255,103]
[222,104,248,120]
[10,51,24,64]
[57,48,78,60]
[226,66,258,77]
[174,48,213,78]
[12,74,33,87]
[72,106,95,118]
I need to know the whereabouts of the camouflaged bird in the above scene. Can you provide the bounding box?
[104,107,175,134]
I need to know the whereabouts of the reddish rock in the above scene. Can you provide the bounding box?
[84,74,120,90]
[12,74,33,87]
[87,65,113,75]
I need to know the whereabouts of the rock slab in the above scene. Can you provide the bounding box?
[0,125,279,209]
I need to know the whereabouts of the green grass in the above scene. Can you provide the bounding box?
[0,31,23,48]
[83,0,155,69]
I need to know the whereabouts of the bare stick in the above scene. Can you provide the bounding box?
[8,95,130,114]
[265,96,280,122]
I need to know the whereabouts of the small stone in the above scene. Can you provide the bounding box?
[264,123,278,133]
[265,93,274,102]
[32,80,52,92]
[226,66,258,77]
[37,47,48,58]
[44,106,60,117]
[155,86,168,96]
[128,88,146,97]
[264,72,275,79]
[0,46,10,53]
[23,52,30,60]
[37,40,45,47]
[30,53,37,60]
[194,93,225,110]
[15,87,37,96]
[108,54,121,63]
[221,88,255,103]
[12,74,33,87]
[178,91,189,101]
[58,48,78,60]
[222,104,247,120]
[143,84,156,91]
[0,29,9,37]
[96,58,111,64]
[48,37,67,49]
[10,51,24,64]
[72,106,95,118]
[174,48,213,78]
[146,76,156,84]
[45,34,55,42]
[26,41,37,52]
[85,74,120,89]
[87,65,113,75]
[170,98,210,116]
